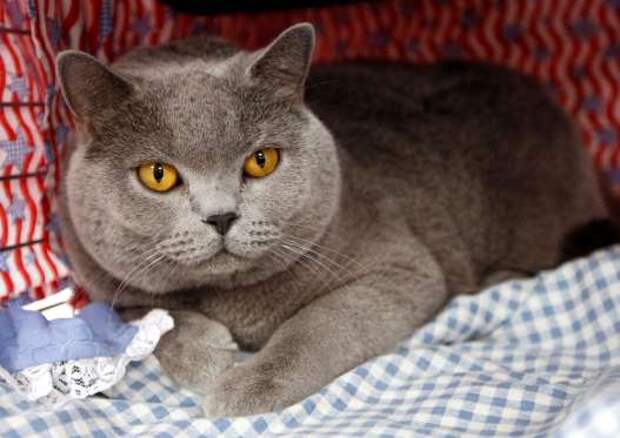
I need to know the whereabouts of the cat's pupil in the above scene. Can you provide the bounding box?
[255,151,266,168]
[153,163,164,182]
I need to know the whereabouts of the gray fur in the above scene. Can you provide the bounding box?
[55,23,606,416]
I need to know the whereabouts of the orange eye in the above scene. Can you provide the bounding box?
[137,162,179,192]
[243,148,279,178]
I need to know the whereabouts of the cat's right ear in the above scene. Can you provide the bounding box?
[247,23,315,101]
[56,51,134,122]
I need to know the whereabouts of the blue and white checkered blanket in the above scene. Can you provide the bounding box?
[1,247,620,437]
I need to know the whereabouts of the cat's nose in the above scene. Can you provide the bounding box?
[203,212,239,235]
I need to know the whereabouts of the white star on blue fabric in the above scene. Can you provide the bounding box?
[6,0,25,28]
[24,251,35,266]
[43,140,55,163]
[46,213,60,234]
[0,252,9,272]
[7,198,26,222]
[0,131,31,168]
[45,85,56,107]
[7,74,27,100]
[55,124,68,145]
[133,13,152,38]
[46,17,61,48]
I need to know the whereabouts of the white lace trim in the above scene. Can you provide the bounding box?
[0,309,174,407]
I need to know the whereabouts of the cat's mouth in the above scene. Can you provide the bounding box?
[164,245,248,270]
[153,232,263,278]
[211,247,240,261]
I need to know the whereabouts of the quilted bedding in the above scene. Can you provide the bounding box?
[0,246,618,436]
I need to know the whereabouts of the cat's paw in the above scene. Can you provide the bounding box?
[201,364,292,417]
[155,311,238,391]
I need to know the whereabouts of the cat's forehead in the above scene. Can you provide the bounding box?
[125,70,285,169]
[155,70,239,112]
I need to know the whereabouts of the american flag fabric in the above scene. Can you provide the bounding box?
[0,245,619,436]
[0,0,620,299]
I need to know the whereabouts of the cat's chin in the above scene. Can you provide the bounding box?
[174,249,287,290]
[177,249,254,276]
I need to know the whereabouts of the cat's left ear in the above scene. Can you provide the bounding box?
[247,23,315,100]
[56,50,135,123]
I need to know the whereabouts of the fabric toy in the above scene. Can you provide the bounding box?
[0,296,173,407]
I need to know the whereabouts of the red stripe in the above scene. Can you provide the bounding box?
[547,0,570,110]
[177,11,194,41]
[5,32,35,103]
[1,32,23,77]
[51,94,64,188]
[420,0,438,62]
[78,9,89,51]
[40,239,60,280]
[20,166,38,243]
[599,3,620,170]
[18,37,46,103]
[132,0,144,49]
[119,0,130,55]
[148,2,166,46]
[32,244,52,297]
[319,7,337,61]
[33,0,59,86]
[0,52,6,97]
[583,7,603,136]
[14,224,33,289]
[471,1,492,60]
[570,0,587,118]
[435,0,451,60]
[1,269,15,296]
[530,0,547,80]
[0,204,12,296]
[11,101,35,158]
[492,2,507,63]
[27,104,44,174]
[3,167,13,203]
[33,285,45,300]
[89,0,102,53]
[30,243,47,295]
[0,197,7,248]
[102,0,115,61]
[63,0,81,36]
[0,109,15,142]
[513,0,527,71]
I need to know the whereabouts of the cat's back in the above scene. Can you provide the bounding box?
[306,60,563,163]
[305,60,581,221]
[307,60,605,285]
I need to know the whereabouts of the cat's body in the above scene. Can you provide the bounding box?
[56,25,606,416]
[309,61,603,289]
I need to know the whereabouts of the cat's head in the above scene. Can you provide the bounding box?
[56,24,341,293]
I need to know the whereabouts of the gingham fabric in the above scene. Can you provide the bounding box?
[0,246,618,437]
[3,0,620,302]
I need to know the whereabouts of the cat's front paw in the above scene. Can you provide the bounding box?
[202,364,292,417]
[155,311,238,391]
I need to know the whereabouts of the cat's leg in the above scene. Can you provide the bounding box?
[121,309,238,391]
[201,253,447,417]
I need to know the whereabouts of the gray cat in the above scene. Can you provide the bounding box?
[55,23,608,416]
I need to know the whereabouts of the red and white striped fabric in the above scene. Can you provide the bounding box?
[1,0,619,302]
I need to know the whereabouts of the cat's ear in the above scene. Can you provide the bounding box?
[248,23,315,100]
[56,50,134,121]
